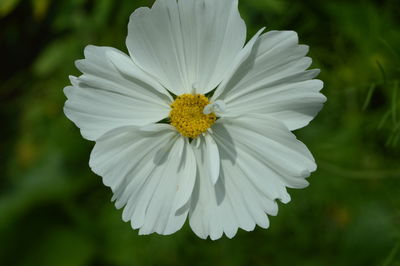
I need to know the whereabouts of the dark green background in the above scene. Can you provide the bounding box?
[1,0,399,265]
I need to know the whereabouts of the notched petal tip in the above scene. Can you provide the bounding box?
[130,6,150,18]
[279,193,291,204]
[63,85,73,98]
[68,75,79,85]
[309,69,321,78]
[74,59,85,71]
[300,44,310,53]
[83,44,96,57]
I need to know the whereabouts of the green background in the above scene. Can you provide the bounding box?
[1,0,399,265]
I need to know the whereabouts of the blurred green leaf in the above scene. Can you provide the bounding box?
[363,83,376,110]
[18,228,95,266]
[32,37,82,77]
[0,0,20,17]
[392,80,398,124]
[382,242,400,266]
[31,0,50,19]
[92,0,113,28]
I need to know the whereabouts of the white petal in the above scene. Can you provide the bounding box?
[213,31,326,130]
[189,136,274,240]
[90,126,196,235]
[211,27,265,100]
[189,114,314,239]
[173,138,197,212]
[204,133,220,185]
[105,50,171,98]
[126,0,246,95]
[217,114,315,187]
[64,46,172,141]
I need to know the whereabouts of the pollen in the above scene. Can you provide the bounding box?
[170,94,216,139]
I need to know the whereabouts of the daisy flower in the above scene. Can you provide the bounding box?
[64,0,326,240]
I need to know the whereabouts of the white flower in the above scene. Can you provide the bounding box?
[64,0,326,240]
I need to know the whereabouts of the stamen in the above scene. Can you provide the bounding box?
[170,94,216,139]
[203,100,226,116]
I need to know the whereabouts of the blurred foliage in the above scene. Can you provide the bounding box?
[1,0,400,265]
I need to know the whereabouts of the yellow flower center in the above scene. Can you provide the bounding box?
[170,94,216,139]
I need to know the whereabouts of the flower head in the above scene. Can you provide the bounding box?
[64,0,326,240]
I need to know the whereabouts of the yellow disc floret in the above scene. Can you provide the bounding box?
[170,94,216,139]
